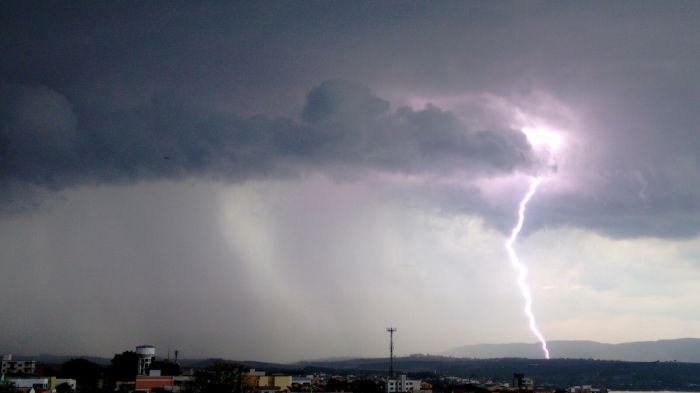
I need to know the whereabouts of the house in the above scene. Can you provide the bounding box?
[1,355,37,376]
[386,375,422,393]
[244,369,292,392]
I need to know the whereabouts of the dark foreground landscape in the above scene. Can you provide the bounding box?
[253,356,700,390]
[18,354,700,391]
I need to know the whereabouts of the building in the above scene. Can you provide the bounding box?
[244,369,292,392]
[513,374,534,391]
[569,386,602,393]
[309,373,329,385]
[136,346,156,376]
[172,376,194,393]
[291,376,311,385]
[135,375,175,393]
[246,369,265,377]
[6,379,50,389]
[1,355,37,375]
[386,375,421,393]
[6,378,77,392]
[259,375,292,391]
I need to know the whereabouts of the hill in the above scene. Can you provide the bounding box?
[296,356,700,390]
[446,338,700,362]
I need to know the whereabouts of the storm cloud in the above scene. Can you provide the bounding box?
[0,79,534,194]
[2,2,700,237]
[3,1,700,360]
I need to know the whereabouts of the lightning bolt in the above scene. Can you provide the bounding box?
[506,176,550,359]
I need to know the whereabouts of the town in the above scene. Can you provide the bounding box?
[1,346,610,393]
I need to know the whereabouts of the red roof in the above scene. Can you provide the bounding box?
[134,376,175,392]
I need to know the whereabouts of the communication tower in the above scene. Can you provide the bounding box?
[386,327,397,378]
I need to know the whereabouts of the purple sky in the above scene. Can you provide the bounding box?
[2,2,700,361]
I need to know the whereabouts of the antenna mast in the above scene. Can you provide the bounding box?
[386,327,397,378]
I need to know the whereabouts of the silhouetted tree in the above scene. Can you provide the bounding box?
[324,378,348,392]
[109,351,139,382]
[56,382,75,393]
[149,360,181,376]
[58,358,102,392]
[0,381,16,393]
[350,379,383,393]
[186,361,244,393]
[37,363,59,377]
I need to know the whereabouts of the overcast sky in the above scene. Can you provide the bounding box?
[2,1,700,362]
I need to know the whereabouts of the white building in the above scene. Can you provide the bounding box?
[292,376,312,385]
[245,369,266,377]
[6,378,49,389]
[6,377,77,392]
[570,385,600,393]
[386,375,421,393]
[1,355,37,375]
[309,373,328,385]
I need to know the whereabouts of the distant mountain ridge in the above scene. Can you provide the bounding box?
[445,338,700,362]
[12,338,700,366]
[7,354,113,366]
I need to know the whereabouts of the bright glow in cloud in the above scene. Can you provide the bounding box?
[523,126,563,151]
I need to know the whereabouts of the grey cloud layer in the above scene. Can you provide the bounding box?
[3,0,700,239]
[0,79,534,193]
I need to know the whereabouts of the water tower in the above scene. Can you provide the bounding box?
[135,345,156,375]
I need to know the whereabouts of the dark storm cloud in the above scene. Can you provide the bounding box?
[2,0,700,238]
[0,79,534,198]
[5,0,700,361]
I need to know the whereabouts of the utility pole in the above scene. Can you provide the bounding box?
[386,327,397,379]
